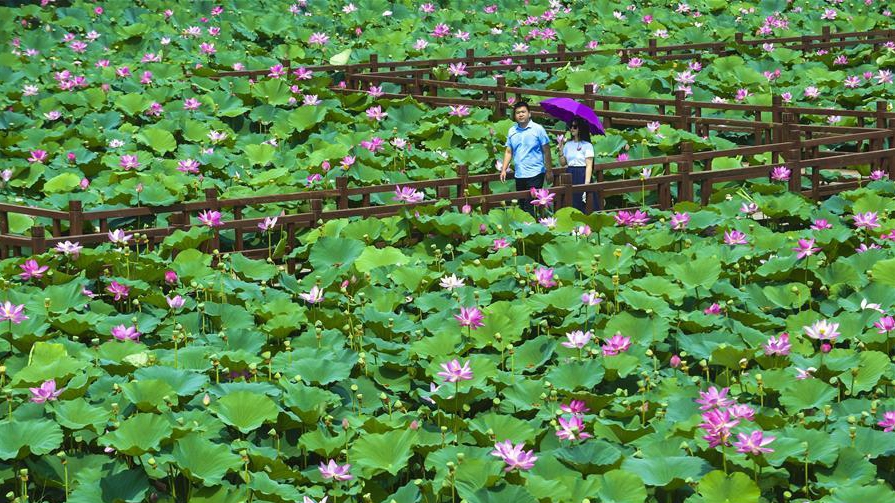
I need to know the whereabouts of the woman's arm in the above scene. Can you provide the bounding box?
[585,156,594,184]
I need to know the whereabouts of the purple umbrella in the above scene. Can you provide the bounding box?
[539,97,606,135]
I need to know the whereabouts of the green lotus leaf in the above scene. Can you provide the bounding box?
[173,434,243,486]
[280,379,341,423]
[349,429,418,477]
[44,172,83,194]
[282,347,358,385]
[137,127,177,154]
[132,366,209,397]
[468,413,537,444]
[100,413,173,455]
[288,102,328,131]
[779,378,837,413]
[244,144,276,166]
[462,484,538,503]
[354,246,409,273]
[51,398,109,431]
[815,446,877,489]
[12,342,83,385]
[0,419,64,460]
[230,253,279,281]
[871,258,895,288]
[546,359,605,391]
[308,236,366,272]
[120,379,177,411]
[697,470,760,503]
[621,455,709,486]
[597,469,648,503]
[212,390,280,433]
[666,259,721,291]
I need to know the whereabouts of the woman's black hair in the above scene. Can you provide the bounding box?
[569,118,591,143]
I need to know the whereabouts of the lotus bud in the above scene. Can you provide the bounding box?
[492,398,501,405]
[202,393,211,406]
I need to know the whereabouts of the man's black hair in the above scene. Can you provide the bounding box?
[512,101,530,112]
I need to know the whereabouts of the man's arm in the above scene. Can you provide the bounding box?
[500,146,513,182]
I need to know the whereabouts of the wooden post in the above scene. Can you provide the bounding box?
[785,124,803,196]
[336,177,349,209]
[800,35,811,52]
[495,75,507,119]
[583,83,596,111]
[437,185,451,201]
[370,53,379,73]
[233,207,244,252]
[821,26,831,44]
[558,172,573,209]
[310,198,323,226]
[771,95,783,147]
[557,43,567,61]
[678,142,694,203]
[647,38,657,58]
[204,188,219,209]
[0,209,8,259]
[457,164,469,198]
[734,33,744,45]
[68,200,83,236]
[30,225,46,254]
[675,90,690,132]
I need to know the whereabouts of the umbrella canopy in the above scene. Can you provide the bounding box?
[539,97,606,135]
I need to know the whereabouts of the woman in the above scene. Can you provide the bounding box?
[558,118,596,212]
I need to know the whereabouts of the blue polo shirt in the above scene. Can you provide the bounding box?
[506,120,550,179]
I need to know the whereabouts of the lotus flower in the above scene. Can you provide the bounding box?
[198,210,223,227]
[492,238,510,251]
[530,188,554,207]
[0,301,28,324]
[556,415,591,441]
[770,166,791,181]
[106,281,130,301]
[393,185,424,203]
[437,359,474,382]
[439,274,465,290]
[533,267,556,288]
[258,216,278,232]
[19,259,49,280]
[811,219,833,230]
[878,411,895,432]
[318,459,351,481]
[561,330,593,349]
[166,295,185,309]
[803,319,839,341]
[723,230,748,245]
[696,386,735,410]
[111,324,140,342]
[734,430,775,455]
[670,212,690,230]
[455,306,484,329]
[491,440,537,471]
[764,333,791,356]
[853,211,880,229]
[559,400,590,415]
[300,285,324,304]
[875,316,895,333]
[581,291,602,306]
[792,238,820,259]
[30,379,63,403]
[601,333,631,356]
[54,240,82,258]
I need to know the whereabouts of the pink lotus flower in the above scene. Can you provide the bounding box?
[455,306,484,329]
[0,301,28,324]
[875,316,895,333]
[166,295,185,309]
[703,303,722,315]
[878,411,895,432]
[853,211,880,229]
[581,291,602,306]
[432,23,450,38]
[734,430,775,455]
[183,98,201,110]
[19,259,48,280]
[792,238,820,259]
[627,57,644,68]
[795,367,816,380]
[393,185,424,203]
[111,324,140,342]
[562,330,593,349]
[811,219,833,230]
[729,404,756,421]
[258,216,278,232]
[696,386,735,410]
[437,359,474,382]
[448,62,468,77]
[529,188,555,207]
[108,229,131,245]
[366,105,387,121]
[318,459,352,481]
[533,267,556,288]
[670,212,690,230]
[30,379,63,403]
[165,270,178,284]
[601,333,631,356]
[308,32,329,46]
[857,243,882,253]
[699,408,739,447]
[724,230,748,245]
[198,210,223,227]
[764,333,791,356]
[740,203,757,215]
[28,150,47,163]
[300,285,324,304]
[803,319,839,341]
[869,170,886,181]
[449,105,470,117]
[615,210,650,227]
[560,400,590,415]
[492,238,510,251]
[119,155,140,170]
[770,166,791,181]
[491,440,537,471]
[557,415,591,441]
[106,281,130,301]
[361,137,384,153]
[670,354,682,368]
[268,64,286,79]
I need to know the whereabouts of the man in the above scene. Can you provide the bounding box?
[500,102,552,215]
